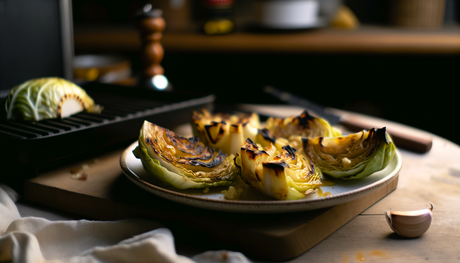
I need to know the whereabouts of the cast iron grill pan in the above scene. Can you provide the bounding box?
[0,82,214,168]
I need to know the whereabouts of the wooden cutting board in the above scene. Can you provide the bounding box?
[24,145,398,261]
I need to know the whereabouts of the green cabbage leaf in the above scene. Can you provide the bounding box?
[4,77,100,121]
[302,127,396,180]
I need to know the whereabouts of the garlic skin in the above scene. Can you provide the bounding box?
[385,202,433,238]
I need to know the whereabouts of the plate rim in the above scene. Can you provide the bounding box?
[120,141,402,213]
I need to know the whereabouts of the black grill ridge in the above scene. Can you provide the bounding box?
[0,91,168,140]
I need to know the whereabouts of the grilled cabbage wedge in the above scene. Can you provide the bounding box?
[133,120,239,189]
[265,110,341,138]
[234,138,323,200]
[302,127,396,180]
[4,77,102,121]
[191,109,260,155]
[257,110,342,150]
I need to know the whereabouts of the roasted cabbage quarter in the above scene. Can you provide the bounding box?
[302,127,396,180]
[191,109,260,156]
[257,110,342,150]
[265,110,341,139]
[234,138,323,200]
[133,120,239,189]
[4,77,101,121]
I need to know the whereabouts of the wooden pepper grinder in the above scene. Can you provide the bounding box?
[137,4,171,91]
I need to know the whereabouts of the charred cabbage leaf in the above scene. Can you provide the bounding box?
[302,127,396,180]
[234,138,322,200]
[133,120,238,189]
[265,110,341,138]
[191,109,260,155]
[4,77,101,121]
[257,110,342,150]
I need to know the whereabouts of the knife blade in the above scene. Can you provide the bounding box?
[263,86,433,153]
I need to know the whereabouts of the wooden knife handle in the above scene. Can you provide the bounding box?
[339,115,433,153]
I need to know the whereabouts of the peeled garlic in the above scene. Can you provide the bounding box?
[384,202,433,238]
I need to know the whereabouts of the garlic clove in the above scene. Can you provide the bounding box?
[385,202,433,238]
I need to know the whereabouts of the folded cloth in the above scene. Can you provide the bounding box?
[0,186,252,263]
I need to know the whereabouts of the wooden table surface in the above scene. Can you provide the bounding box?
[18,106,460,263]
[292,134,460,263]
[229,105,460,262]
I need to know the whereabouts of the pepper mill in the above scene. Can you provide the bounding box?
[137,4,171,91]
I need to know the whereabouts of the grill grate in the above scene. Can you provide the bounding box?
[0,90,167,140]
[0,82,214,170]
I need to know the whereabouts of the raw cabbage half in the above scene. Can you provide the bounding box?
[4,77,101,121]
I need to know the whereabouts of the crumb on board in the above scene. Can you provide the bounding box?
[70,167,80,174]
[70,164,90,180]
[71,172,88,180]
[70,164,89,173]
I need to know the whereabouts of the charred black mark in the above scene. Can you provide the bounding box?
[230,124,240,133]
[282,145,297,160]
[166,130,203,155]
[180,149,226,168]
[195,144,204,154]
[301,110,315,120]
[246,138,258,148]
[161,155,173,163]
[205,123,226,144]
[318,137,325,148]
[301,138,309,148]
[294,110,315,128]
[305,162,317,179]
[146,136,166,160]
[300,110,314,121]
[263,162,289,176]
[180,147,214,161]
[244,148,259,160]
[242,138,269,160]
[374,127,387,142]
[255,170,262,182]
[146,137,153,146]
[380,127,391,144]
[259,128,275,144]
[363,128,377,148]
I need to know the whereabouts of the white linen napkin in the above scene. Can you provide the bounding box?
[0,185,251,263]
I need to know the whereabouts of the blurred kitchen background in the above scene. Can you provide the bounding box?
[3,0,460,146]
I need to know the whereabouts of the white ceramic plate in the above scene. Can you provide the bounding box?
[120,141,402,213]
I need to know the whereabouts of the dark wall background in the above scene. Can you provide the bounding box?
[71,0,460,147]
[155,52,458,146]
